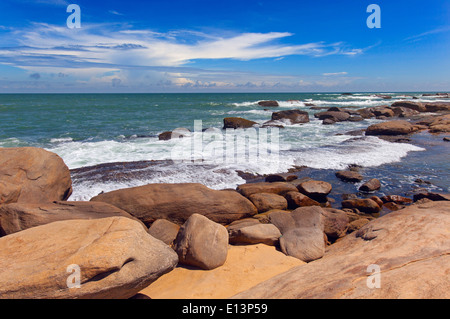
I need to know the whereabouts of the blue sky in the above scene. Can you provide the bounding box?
[0,0,449,93]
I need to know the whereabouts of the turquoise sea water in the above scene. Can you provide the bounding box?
[1,92,448,200]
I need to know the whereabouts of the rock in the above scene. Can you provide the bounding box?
[391,106,420,118]
[347,116,364,122]
[233,201,450,299]
[228,223,281,246]
[91,183,257,226]
[284,191,320,209]
[237,182,298,198]
[252,209,290,224]
[381,195,413,205]
[374,94,392,99]
[444,137,450,142]
[347,218,370,233]
[428,114,450,133]
[223,117,257,129]
[273,207,326,262]
[0,147,72,204]
[341,198,381,214]
[0,217,178,299]
[0,201,145,236]
[391,101,427,112]
[424,102,450,112]
[174,214,228,270]
[258,100,279,107]
[271,110,310,124]
[322,118,336,125]
[264,173,297,183]
[370,196,384,208]
[158,128,191,140]
[366,120,414,136]
[248,193,288,213]
[322,209,349,241]
[413,192,450,202]
[140,244,304,299]
[372,107,394,118]
[357,108,375,119]
[296,180,332,202]
[381,202,404,213]
[359,178,381,192]
[315,111,351,122]
[335,171,363,183]
[148,219,180,246]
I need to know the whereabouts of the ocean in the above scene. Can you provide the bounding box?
[1,92,449,202]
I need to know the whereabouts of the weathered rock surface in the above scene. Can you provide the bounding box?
[258,100,279,107]
[365,120,414,136]
[174,214,229,270]
[296,180,332,202]
[341,198,381,214]
[391,101,427,112]
[0,217,178,299]
[140,244,304,299]
[0,201,144,236]
[237,182,298,198]
[285,191,320,209]
[228,222,281,246]
[269,207,326,262]
[359,178,381,192]
[0,147,72,204]
[233,201,450,299]
[315,111,351,122]
[248,193,288,213]
[91,183,257,226]
[223,117,257,129]
[335,171,363,183]
[271,110,310,124]
[147,219,180,246]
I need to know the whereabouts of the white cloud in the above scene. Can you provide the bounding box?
[322,72,348,76]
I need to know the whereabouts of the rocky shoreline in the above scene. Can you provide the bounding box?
[0,98,449,299]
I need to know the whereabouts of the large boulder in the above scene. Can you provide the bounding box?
[0,201,144,236]
[424,102,450,112]
[223,117,257,129]
[359,178,381,192]
[237,182,298,198]
[0,147,72,204]
[341,198,381,214]
[314,111,351,122]
[284,191,320,209]
[258,100,279,107]
[269,207,326,262]
[271,110,310,124]
[391,101,427,112]
[174,214,229,270]
[335,171,363,183]
[233,201,450,299]
[91,183,257,226]
[296,180,332,202]
[248,193,288,213]
[365,120,415,136]
[228,222,281,246]
[0,217,178,299]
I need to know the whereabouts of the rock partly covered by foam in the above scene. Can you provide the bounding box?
[0,147,72,205]
[233,201,450,299]
[271,110,310,124]
[0,217,178,299]
[91,183,257,226]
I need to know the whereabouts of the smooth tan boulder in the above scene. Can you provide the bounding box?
[0,201,144,236]
[248,193,288,213]
[365,120,414,136]
[0,217,178,299]
[0,147,72,204]
[296,180,332,202]
[140,244,304,299]
[285,191,320,209]
[174,214,229,270]
[237,182,298,198]
[233,201,450,299]
[342,198,381,214]
[228,223,281,246]
[91,183,257,226]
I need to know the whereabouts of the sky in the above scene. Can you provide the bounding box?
[0,0,449,93]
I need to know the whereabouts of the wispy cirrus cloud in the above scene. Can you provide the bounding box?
[404,26,450,41]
